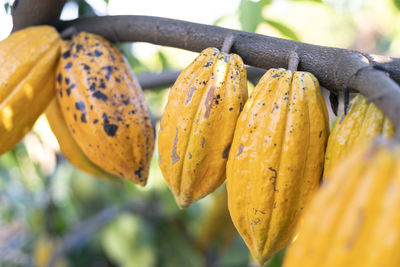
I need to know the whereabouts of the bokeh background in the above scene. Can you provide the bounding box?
[1,0,400,266]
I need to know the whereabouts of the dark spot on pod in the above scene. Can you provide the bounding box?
[115,77,121,83]
[134,167,143,178]
[229,107,233,111]
[122,99,130,105]
[125,124,129,128]
[58,90,63,98]
[57,73,62,84]
[103,124,118,137]
[117,116,123,122]
[215,99,219,105]
[101,66,114,80]
[272,73,279,78]
[90,105,93,110]
[188,152,192,159]
[201,137,205,148]
[64,62,72,69]
[237,144,243,157]
[93,119,98,124]
[319,131,322,138]
[99,79,106,89]
[66,89,71,96]
[119,172,124,177]
[130,110,136,114]
[75,101,85,111]
[89,83,96,91]
[62,50,71,58]
[222,143,231,159]
[171,128,180,164]
[73,114,77,121]
[94,49,103,57]
[239,102,243,112]
[92,91,108,102]
[65,78,70,85]
[82,63,90,71]
[203,61,213,67]
[216,94,221,99]
[81,113,87,123]
[86,52,93,57]
[75,44,84,53]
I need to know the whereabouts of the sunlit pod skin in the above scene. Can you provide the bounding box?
[45,98,122,185]
[284,139,400,267]
[158,47,248,209]
[56,32,154,186]
[324,93,394,177]
[0,26,61,155]
[226,68,329,265]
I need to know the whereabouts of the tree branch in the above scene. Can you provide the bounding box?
[58,15,400,90]
[12,0,67,32]
[58,15,400,130]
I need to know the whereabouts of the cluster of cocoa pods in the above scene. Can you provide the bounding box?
[1,25,399,266]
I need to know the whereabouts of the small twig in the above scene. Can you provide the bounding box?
[221,33,235,54]
[288,51,299,72]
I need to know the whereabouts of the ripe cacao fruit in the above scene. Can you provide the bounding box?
[0,26,61,155]
[284,138,400,267]
[158,47,248,209]
[56,32,154,186]
[45,98,122,185]
[226,68,329,265]
[324,93,394,176]
[195,185,237,252]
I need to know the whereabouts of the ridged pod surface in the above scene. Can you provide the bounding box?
[56,32,154,186]
[0,26,61,155]
[158,47,248,209]
[324,94,394,176]
[284,139,400,267]
[45,98,122,185]
[226,68,329,265]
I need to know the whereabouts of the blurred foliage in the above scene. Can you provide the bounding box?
[1,0,400,267]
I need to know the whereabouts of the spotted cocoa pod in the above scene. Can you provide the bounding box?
[158,47,248,208]
[56,32,154,186]
[227,68,329,265]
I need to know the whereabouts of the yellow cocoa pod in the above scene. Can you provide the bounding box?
[0,26,61,155]
[158,47,248,209]
[284,138,400,267]
[324,93,394,176]
[34,235,67,267]
[56,32,154,186]
[227,68,329,265]
[45,98,122,185]
[195,185,237,252]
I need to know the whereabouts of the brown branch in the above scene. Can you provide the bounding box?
[57,15,400,89]
[58,15,400,130]
[12,0,67,32]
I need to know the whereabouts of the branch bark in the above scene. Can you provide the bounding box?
[58,16,400,90]
[58,15,400,130]
[12,0,67,32]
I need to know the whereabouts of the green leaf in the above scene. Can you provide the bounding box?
[4,3,9,13]
[394,0,400,11]
[239,0,264,32]
[264,18,301,41]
